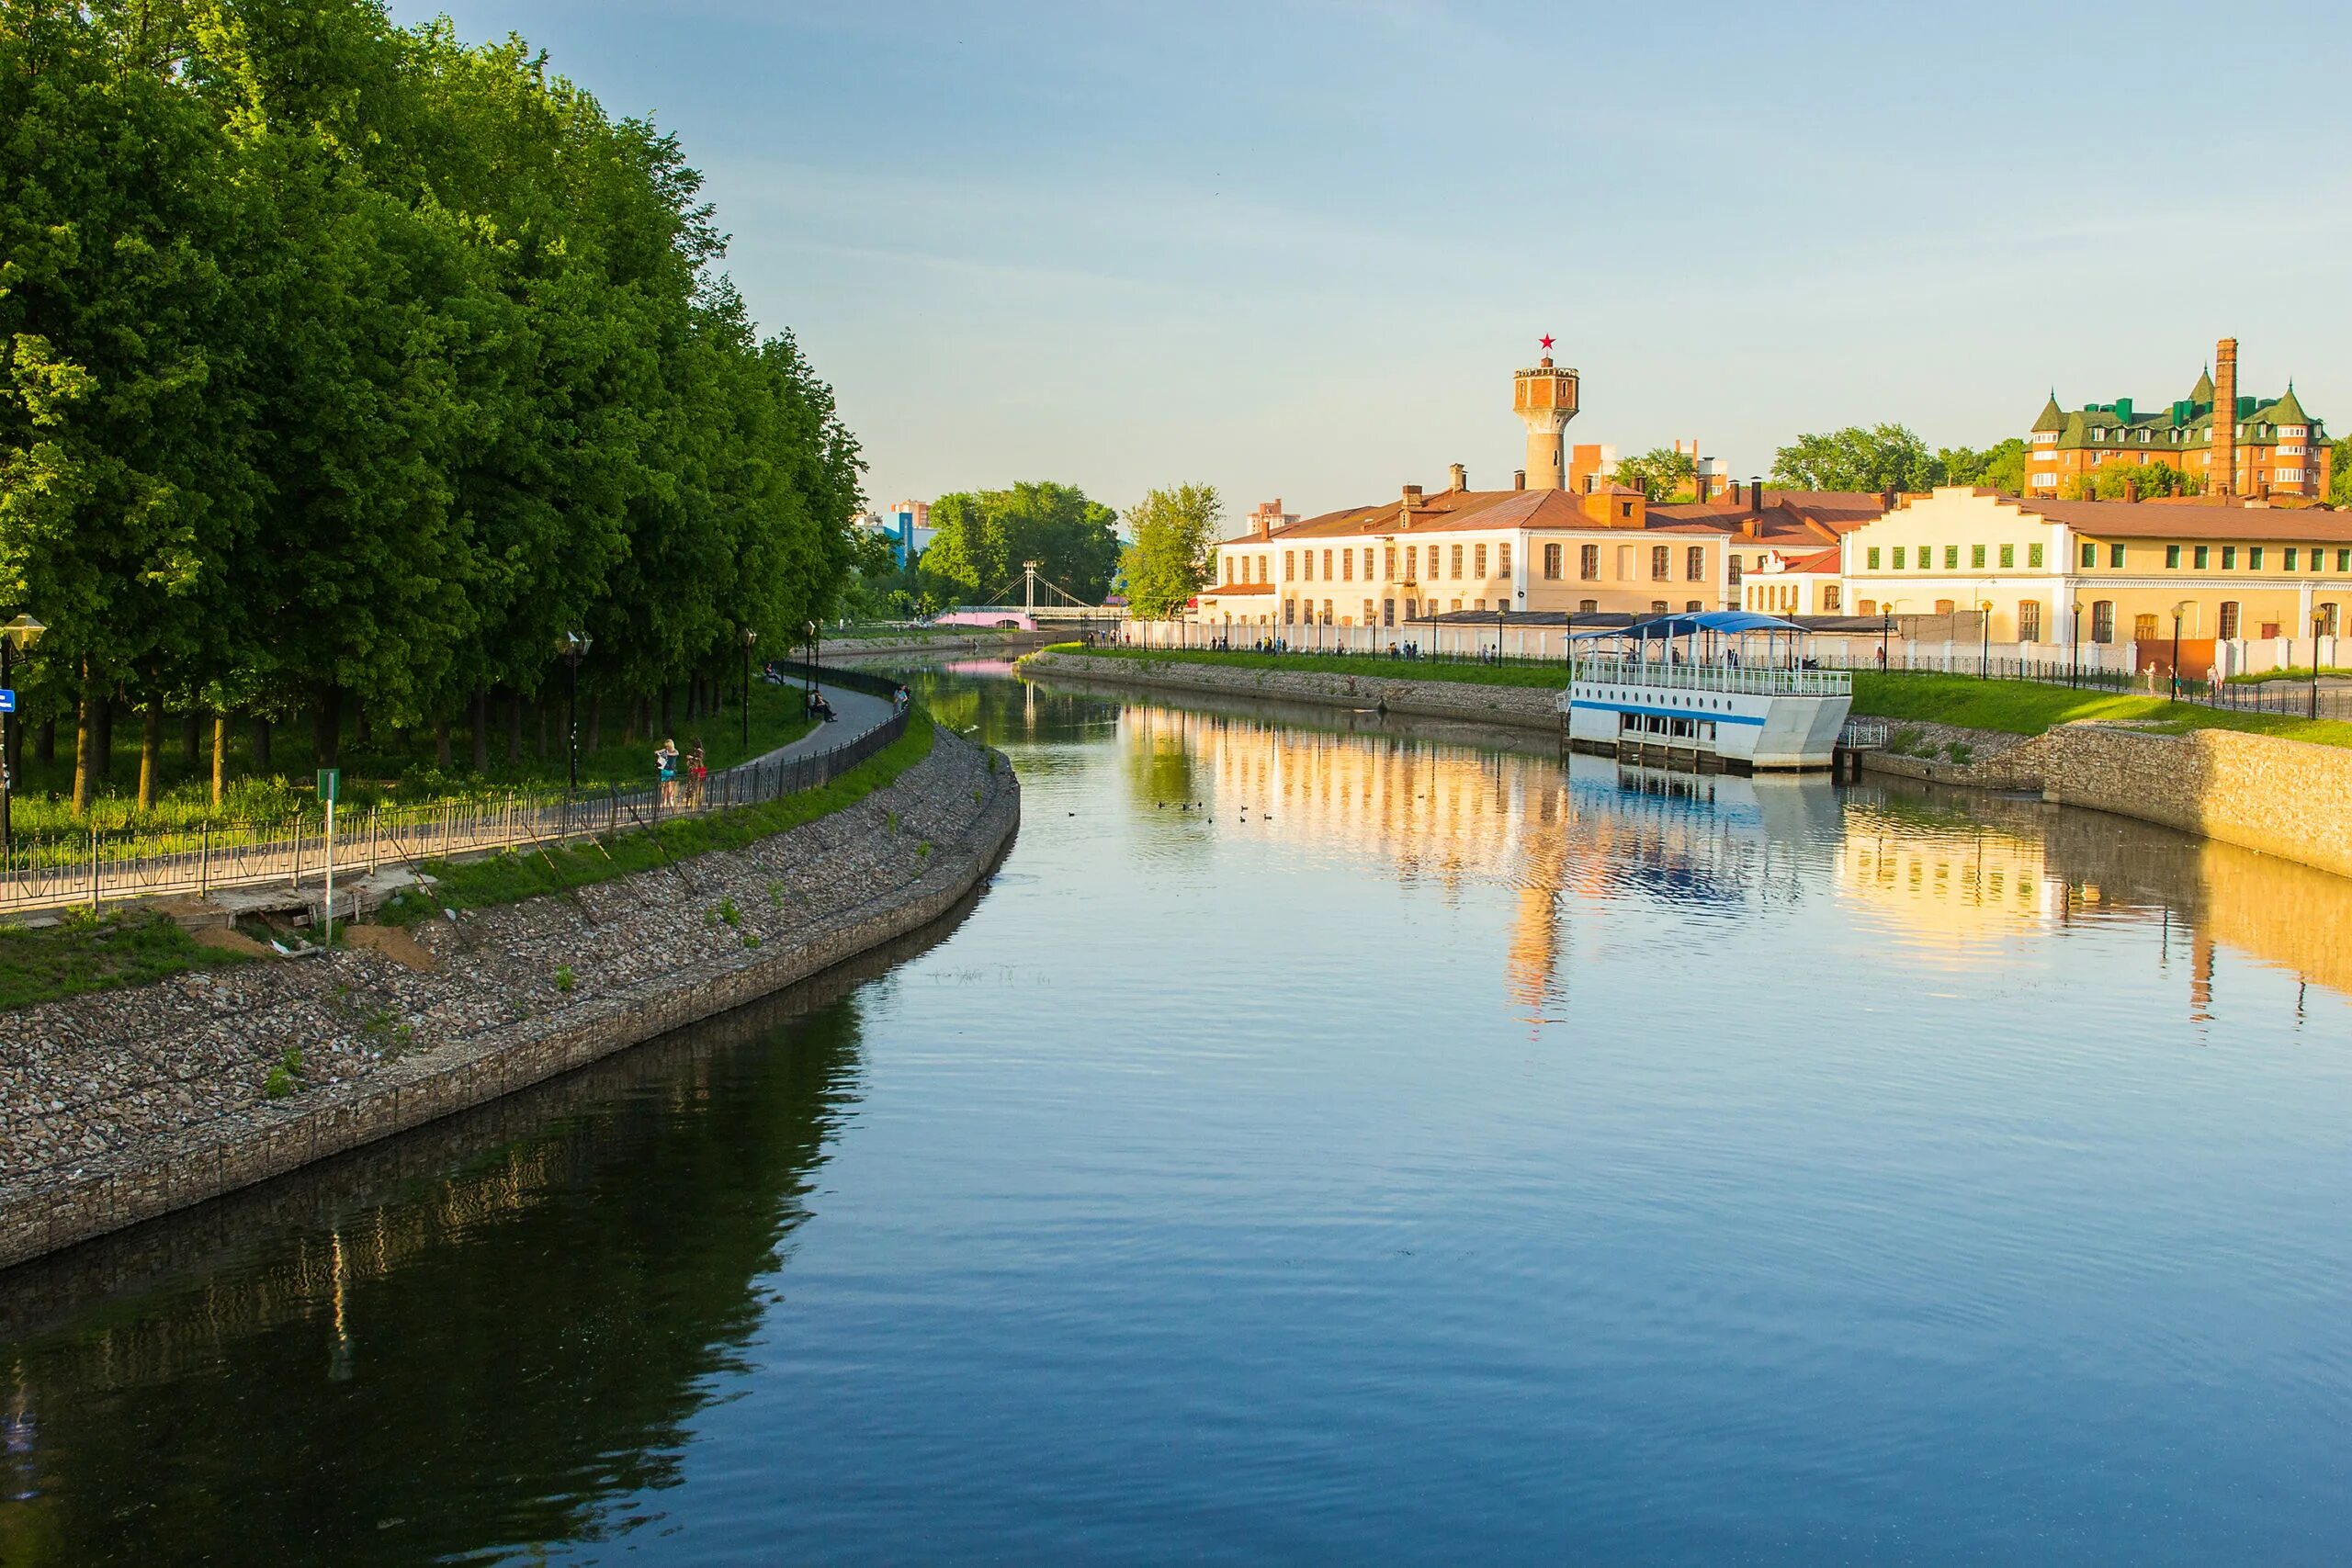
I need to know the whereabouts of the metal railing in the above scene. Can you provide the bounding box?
[0,660,909,916]
[1570,657,1853,697]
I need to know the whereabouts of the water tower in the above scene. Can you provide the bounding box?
[1513,336,1580,491]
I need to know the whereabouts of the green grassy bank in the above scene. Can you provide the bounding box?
[1039,647,2352,750]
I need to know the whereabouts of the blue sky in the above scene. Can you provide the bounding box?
[387,0,2352,520]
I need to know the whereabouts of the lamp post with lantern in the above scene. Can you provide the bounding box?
[741,627,757,750]
[1,613,46,863]
[559,630,591,792]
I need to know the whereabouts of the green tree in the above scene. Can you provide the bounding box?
[2063,462,2201,502]
[1611,446,1697,502]
[924,482,1120,604]
[1938,438,2028,494]
[1770,424,1944,493]
[1117,483,1222,618]
[2331,434,2352,507]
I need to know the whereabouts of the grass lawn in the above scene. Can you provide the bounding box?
[1067,645,1567,689]
[1852,672,2352,749]
[6,680,819,834]
[0,913,251,1013]
[381,712,941,921]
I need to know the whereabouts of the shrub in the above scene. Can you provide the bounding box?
[718,898,741,928]
[554,964,576,992]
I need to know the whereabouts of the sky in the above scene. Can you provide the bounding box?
[387,0,2352,523]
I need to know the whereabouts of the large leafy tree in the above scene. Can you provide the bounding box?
[1117,483,1221,618]
[2331,434,2351,507]
[925,481,1120,604]
[0,0,865,809]
[1770,424,1944,493]
[1938,437,2028,494]
[1611,446,1697,502]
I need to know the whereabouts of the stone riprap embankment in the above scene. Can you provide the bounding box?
[1024,650,1562,731]
[0,728,1018,1270]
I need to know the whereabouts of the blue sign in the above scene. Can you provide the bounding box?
[0,690,15,714]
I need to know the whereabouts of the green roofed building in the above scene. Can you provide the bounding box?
[2023,336,2329,502]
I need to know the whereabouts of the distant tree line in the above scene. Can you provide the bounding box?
[0,0,860,812]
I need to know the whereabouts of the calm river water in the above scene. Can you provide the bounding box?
[4,663,2350,1565]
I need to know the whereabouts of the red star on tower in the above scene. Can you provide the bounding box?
[1540,334,1555,352]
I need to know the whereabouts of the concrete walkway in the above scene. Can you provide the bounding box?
[728,685,896,774]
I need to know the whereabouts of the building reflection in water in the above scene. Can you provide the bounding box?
[1105,694,2352,1030]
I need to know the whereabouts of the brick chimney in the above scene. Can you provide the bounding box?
[2213,336,2238,497]
[1448,462,1467,491]
[1253,499,1278,541]
[1750,477,1766,511]
[1399,483,1423,529]
[1513,468,1527,491]
[2123,479,2139,503]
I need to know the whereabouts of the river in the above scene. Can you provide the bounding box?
[3,662,2348,1565]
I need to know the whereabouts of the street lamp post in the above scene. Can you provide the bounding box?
[559,630,591,792]
[2070,600,2084,689]
[1977,597,1993,680]
[1,613,46,863]
[2314,611,2328,721]
[2170,607,2185,704]
[741,627,757,750]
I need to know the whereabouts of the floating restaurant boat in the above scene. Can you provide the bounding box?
[1559,610,1854,773]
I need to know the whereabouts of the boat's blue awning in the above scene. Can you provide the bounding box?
[1571,610,1812,641]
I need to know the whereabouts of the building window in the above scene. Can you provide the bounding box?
[1363,547,1374,580]
[1867,547,1882,570]
[2249,547,2264,570]
[1579,599,1598,613]
[2222,547,2236,570]
[1322,549,1334,580]
[1972,544,1987,569]
[2319,603,2339,635]
[1498,543,1512,578]
[1823,586,1841,612]
[2134,613,2159,643]
[1580,544,1600,580]
[1687,600,1703,613]
[1451,544,1464,579]
[1448,599,1461,614]
[1936,599,1956,615]
[1544,543,1562,580]
[1944,546,1960,570]
[1474,544,1487,578]
[2018,601,2042,641]
[2286,547,2299,571]
[2080,542,2098,569]
[1283,597,1296,624]
[1651,599,1668,613]
[1893,547,1906,570]
[1998,545,2014,568]
[2092,601,2115,643]
[2219,601,2240,639]
[2340,549,2351,572]
[2029,544,2044,568]
[2110,544,2125,569]
[2196,545,2210,569]
[1687,546,1705,581]
[1383,598,1396,627]
[1651,545,1669,581]
[1322,599,1334,625]
[1474,598,1487,612]
[1727,556,1744,590]
[1405,598,1418,620]
[1283,550,1295,581]
[1342,549,1353,581]
[1859,598,1879,616]
[1363,598,1375,624]
[2166,545,2181,569]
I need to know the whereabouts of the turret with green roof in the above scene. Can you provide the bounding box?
[2030,392,2066,434]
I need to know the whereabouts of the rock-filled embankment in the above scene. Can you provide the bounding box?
[0,728,1018,1270]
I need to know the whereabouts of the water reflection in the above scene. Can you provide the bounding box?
[1,666,2346,1565]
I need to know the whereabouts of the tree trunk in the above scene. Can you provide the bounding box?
[587,694,604,755]
[537,697,549,760]
[314,685,344,769]
[624,694,640,746]
[506,691,523,763]
[138,701,163,810]
[72,667,96,818]
[37,717,54,764]
[659,683,673,738]
[467,689,488,773]
[252,715,271,772]
[355,703,372,749]
[684,678,698,721]
[211,714,228,806]
[183,710,201,767]
[433,718,451,768]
